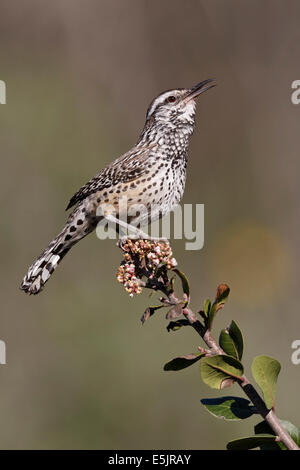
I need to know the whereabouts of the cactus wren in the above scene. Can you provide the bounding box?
[21,79,215,294]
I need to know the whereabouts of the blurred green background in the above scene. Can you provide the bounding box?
[1,0,300,450]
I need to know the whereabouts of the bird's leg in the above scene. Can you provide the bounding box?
[105,214,168,246]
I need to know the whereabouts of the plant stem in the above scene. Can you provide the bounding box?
[182,306,299,451]
[122,242,299,450]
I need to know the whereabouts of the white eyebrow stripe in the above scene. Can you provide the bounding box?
[147,91,176,117]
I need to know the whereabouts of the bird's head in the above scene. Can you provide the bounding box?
[145,79,216,131]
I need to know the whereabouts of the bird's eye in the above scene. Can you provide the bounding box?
[167,95,176,103]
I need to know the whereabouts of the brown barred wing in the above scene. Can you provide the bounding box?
[65,144,156,210]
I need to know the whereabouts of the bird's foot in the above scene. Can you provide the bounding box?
[117,233,169,250]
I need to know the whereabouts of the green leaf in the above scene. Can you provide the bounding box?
[227,435,278,450]
[228,320,244,360]
[164,353,205,371]
[200,354,244,389]
[279,421,300,447]
[201,396,255,420]
[203,298,211,317]
[254,421,284,450]
[208,284,230,329]
[255,419,300,449]
[172,268,190,298]
[251,355,281,409]
[166,319,189,332]
[141,305,163,324]
[219,320,244,360]
[255,420,273,435]
[219,329,239,359]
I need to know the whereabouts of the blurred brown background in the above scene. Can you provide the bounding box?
[0,0,299,450]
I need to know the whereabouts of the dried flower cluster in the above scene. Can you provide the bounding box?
[116,262,143,297]
[116,239,177,296]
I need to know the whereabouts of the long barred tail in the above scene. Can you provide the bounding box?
[20,227,72,295]
[20,203,98,294]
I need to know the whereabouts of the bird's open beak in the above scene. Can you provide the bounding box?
[183,79,216,102]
